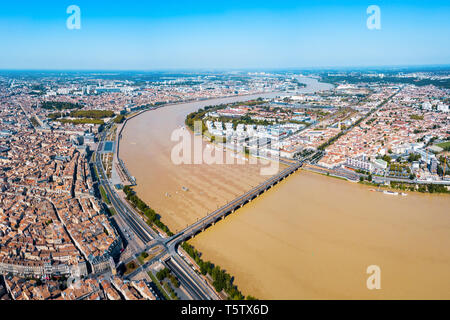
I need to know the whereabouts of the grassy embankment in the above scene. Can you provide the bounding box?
[122,186,173,237]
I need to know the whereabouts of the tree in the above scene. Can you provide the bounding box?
[70,110,115,119]
[382,155,392,163]
[114,114,125,123]
[156,268,169,281]
[408,153,421,163]
[41,101,83,110]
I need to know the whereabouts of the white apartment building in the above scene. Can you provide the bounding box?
[345,156,374,172]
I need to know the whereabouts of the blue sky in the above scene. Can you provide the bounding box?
[0,0,449,70]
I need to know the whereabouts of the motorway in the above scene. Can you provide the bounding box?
[165,256,211,300]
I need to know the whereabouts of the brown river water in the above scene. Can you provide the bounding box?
[120,92,286,233]
[120,79,450,299]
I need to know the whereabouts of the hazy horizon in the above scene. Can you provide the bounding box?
[1,63,450,73]
[1,0,449,70]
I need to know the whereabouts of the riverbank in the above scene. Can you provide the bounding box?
[358,179,450,194]
[306,166,450,195]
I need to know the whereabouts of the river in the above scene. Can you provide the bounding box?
[120,77,449,299]
[120,77,332,233]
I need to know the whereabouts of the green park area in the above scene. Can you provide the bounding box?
[436,141,450,151]
[137,252,150,265]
